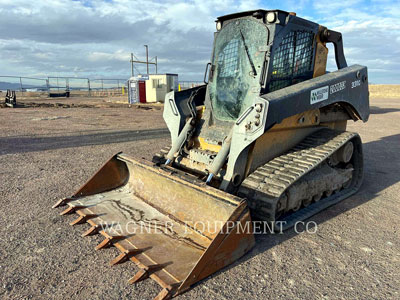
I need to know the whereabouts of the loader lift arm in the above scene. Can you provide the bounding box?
[320,28,348,70]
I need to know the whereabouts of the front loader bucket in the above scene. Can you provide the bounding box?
[54,153,254,299]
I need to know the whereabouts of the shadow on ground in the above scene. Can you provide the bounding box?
[0,128,169,155]
[370,106,400,114]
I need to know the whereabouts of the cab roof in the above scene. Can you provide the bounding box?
[216,9,291,22]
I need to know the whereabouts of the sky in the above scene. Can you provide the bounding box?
[0,0,399,83]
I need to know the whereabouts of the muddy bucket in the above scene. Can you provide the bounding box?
[53,153,255,299]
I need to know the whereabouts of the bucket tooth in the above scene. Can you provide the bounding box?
[81,220,106,237]
[60,205,85,216]
[153,288,171,300]
[154,283,180,300]
[128,269,148,284]
[52,197,74,209]
[69,213,97,226]
[82,224,100,237]
[110,249,143,266]
[128,264,164,284]
[95,233,124,250]
[110,252,129,266]
[95,238,112,250]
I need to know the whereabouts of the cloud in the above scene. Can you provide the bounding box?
[313,0,363,11]
[0,0,253,79]
[0,0,398,83]
[304,2,400,83]
[88,50,131,62]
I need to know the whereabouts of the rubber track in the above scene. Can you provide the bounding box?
[238,128,362,229]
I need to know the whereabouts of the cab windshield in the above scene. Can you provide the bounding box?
[209,18,268,121]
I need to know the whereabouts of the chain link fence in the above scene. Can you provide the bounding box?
[0,75,127,98]
[178,81,204,91]
[0,76,206,101]
[0,76,48,98]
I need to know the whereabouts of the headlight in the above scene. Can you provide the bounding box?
[216,21,222,31]
[266,12,276,23]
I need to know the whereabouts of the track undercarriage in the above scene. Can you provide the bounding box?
[239,128,363,229]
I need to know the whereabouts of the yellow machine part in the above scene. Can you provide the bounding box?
[54,153,254,299]
[313,26,329,78]
[246,109,322,176]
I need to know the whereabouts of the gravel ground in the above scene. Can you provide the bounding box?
[0,98,399,300]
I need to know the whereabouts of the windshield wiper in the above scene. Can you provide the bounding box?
[239,30,257,76]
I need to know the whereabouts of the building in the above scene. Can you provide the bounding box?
[145,73,178,103]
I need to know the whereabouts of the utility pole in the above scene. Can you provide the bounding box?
[130,48,157,75]
[144,45,149,75]
[130,53,134,77]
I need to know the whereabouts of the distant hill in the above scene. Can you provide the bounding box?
[0,81,24,90]
[0,81,46,90]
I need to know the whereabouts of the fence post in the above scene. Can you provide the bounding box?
[19,77,23,96]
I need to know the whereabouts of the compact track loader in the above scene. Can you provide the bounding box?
[54,9,369,299]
